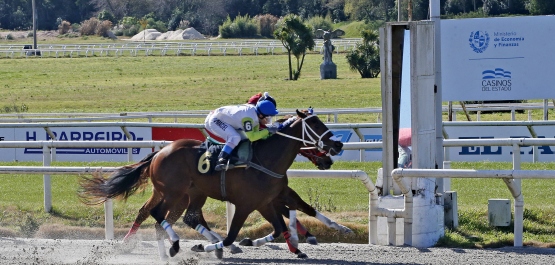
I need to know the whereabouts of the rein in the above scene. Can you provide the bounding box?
[275,115,332,154]
[220,114,331,182]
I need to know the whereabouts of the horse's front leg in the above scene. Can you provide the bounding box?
[195,212,243,254]
[314,211,353,233]
[287,186,352,234]
[183,191,242,259]
[259,204,308,259]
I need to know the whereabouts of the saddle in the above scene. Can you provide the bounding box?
[197,138,253,175]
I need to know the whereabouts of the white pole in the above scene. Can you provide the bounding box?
[512,144,523,247]
[442,161,451,191]
[42,144,52,212]
[104,199,114,240]
[430,0,444,194]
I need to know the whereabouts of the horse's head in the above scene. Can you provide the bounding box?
[299,148,333,170]
[293,109,343,156]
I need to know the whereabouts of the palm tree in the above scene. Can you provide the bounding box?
[346,29,381,78]
[274,14,315,80]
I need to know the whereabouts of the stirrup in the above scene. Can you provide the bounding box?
[215,160,234,171]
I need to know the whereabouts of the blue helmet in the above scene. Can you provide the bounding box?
[256,100,279,116]
[259,93,276,108]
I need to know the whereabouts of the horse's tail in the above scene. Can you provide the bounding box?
[78,151,159,205]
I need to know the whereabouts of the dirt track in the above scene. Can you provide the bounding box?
[2,237,555,265]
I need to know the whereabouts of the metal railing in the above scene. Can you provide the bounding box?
[0,140,380,240]
[0,39,361,59]
[1,103,553,123]
[1,138,555,244]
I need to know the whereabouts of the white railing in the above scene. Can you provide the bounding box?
[385,138,555,247]
[0,108,383,123]
[0,140,380,240]
[0,39,361,59]
[1,102,553,123]
[1,138,554,244]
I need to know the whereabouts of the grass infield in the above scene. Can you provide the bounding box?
[1,41,555,247]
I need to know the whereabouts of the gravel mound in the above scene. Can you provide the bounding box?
[131,28,206,41]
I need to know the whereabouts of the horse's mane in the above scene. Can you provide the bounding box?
[276,109,311,129]
[280,116,298,129]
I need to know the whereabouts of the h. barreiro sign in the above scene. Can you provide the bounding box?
[0,127,151,162]
[441,16,555,101]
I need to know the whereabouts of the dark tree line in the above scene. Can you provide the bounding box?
[1,0,554,35]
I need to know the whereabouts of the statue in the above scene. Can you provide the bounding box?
[315,29,344,79]
[322,31,334,64]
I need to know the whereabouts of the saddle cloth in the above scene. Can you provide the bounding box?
[196,138,252,174]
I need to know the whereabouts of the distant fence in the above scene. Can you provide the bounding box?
[0,39,361,59]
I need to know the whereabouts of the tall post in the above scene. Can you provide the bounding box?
[430,0,444,190]
[398,0,402,21]
[32,0,37,49]
[42,144,52,212]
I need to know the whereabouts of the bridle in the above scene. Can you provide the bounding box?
[299,148,328,166]
[275,115,333,155]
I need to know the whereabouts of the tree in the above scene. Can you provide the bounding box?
[526,0,555,15]
[274,14,316,80]
[344,0,395,22]
[345,29,380,78]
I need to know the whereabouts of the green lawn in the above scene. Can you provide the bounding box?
[1,40,555,247]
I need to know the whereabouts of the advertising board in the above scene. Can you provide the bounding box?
[2,125,554,163]
[0,128,15,161]
[441,16,555,101]
[444,125,555,162]
[7,127,152,162]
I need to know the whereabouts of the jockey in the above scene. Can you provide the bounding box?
[247,92,277,129]
[205,97,279,171]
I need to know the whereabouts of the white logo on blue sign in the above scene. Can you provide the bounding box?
[469,31,490,53]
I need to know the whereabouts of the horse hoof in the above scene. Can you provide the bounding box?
[239,238,253,246]
[215,249,224,259]
[169,241,180,257]
[229,245,243,254]
[297,252,308,259]
[306,236,318,245]
[190,244,205,252]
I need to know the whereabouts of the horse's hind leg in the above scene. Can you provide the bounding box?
[123,190,162,244]
[150,199,181,257]
[152,194,190,260]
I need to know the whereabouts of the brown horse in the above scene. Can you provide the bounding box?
[121,147,350,259]
[79,110,343,258]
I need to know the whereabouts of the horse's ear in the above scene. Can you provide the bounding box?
[296,109,307,118]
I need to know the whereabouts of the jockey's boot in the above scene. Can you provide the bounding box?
[215,151,233,171]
